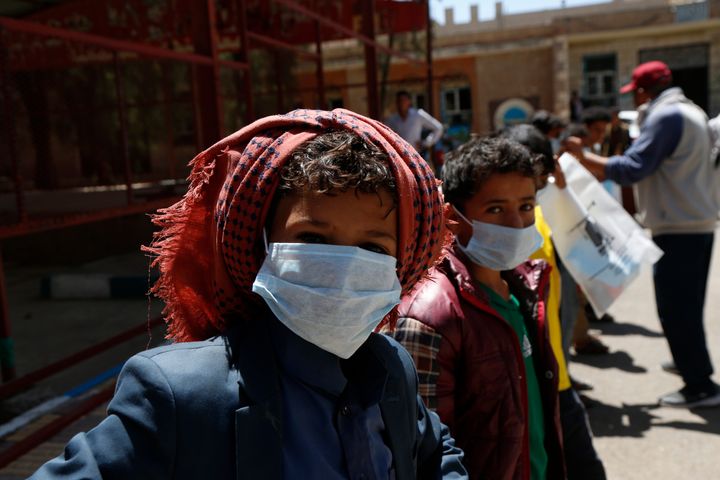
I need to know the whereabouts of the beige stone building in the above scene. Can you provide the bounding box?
[300,0,720,136]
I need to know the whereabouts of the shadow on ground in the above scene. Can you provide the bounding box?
[590,320,664,338]
[585,397,720,438]
[653,407,720,435]
[572,350,648,373]
[585,398,659,437]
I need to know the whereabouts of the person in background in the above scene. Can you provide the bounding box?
[580,107,612,153]
[570,90,584,122]
[385,136,565,480]
[504,124,606,480]
[385,90,444,169]
[532,110,567,155]
[565,61,720,408]
[29,109,467,479]
[580,107,621,202]
[602,107,631,157]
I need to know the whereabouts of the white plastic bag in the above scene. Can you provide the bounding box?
[538,153,663,315]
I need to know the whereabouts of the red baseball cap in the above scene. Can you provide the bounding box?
[620,61,672,94]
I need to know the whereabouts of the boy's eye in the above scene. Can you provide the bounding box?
[360,243,390,256]
[486,206,502,214]
[520,202,535,212]
[297,232,326,244]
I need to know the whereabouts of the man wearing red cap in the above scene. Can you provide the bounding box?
[565,61,720,408]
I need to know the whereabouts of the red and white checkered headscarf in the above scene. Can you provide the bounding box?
[146,109,449,341]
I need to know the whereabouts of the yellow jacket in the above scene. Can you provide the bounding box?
[531,206,572,391]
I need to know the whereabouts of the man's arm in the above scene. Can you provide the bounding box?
[565,107,683,184]
[417,109,445,149]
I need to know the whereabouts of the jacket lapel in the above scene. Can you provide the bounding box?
[369,338,414,480]
[227,320,283,480]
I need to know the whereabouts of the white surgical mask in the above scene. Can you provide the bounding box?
[454,207,544,271]
[251,241,402,359]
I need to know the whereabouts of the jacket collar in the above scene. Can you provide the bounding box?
[268,318,348,397]
[647,86,689,114]
[444,244,551,344]
[363,335,414,480]
[227,318,401,479]
[444,244,548,305]
[226,318,284,480]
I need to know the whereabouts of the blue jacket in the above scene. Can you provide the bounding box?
[30,318,467,479]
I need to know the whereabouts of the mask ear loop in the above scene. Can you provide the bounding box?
[451,205,471,250]
[263,228,270,254]
[452,205,473,227]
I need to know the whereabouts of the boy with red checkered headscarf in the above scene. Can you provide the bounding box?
[31,110,467,480]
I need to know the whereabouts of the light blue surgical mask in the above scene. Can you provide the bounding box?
[251,240,402,359]
[454,207,544,271]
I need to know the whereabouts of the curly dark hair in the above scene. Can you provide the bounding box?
[442,136,542,210]
[278,130,396,196]
[500,124,554,176]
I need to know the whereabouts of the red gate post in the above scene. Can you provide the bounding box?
[314,19,326,109]
[362,0,380,119]
[238,0,255,123]
[0,247,16,382]
[0,28,26,223]
[160,63,177,180]
[190,0,224,146]
[112,52,133,205]
[425,0,435,166]
[425,0,434,118]
[274,50,285,113]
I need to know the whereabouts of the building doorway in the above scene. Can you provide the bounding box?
[639,44,709,113]
[671,66,708,112]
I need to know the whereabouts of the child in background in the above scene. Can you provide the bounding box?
[30,110,467,480]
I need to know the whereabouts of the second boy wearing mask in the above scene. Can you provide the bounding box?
[384,136,564,480]
[504,125,606,480]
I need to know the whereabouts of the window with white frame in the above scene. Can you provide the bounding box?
[583,54,617,107]
[440,86,472,126]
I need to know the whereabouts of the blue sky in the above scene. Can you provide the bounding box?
[430,0,611,23]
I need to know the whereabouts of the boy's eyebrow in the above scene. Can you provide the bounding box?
[481,196,536,204]
[301,219,330,227]
[365,230,397,241]
[293,220,397,241]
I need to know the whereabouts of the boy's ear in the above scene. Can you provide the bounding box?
[444,203,461,236]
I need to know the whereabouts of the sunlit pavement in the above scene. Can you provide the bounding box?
[571,228,720,480]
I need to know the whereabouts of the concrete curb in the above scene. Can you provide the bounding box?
[40,274,158,299]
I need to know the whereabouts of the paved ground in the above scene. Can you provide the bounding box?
[1,231,720,478]
[3,252,165,410]
[0,248,166,479]
[570,230,720,479]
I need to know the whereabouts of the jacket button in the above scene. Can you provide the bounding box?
[545,371,554,380]
[340,405,351,416]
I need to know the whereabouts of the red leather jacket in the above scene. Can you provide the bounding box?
[389,247,564,480]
